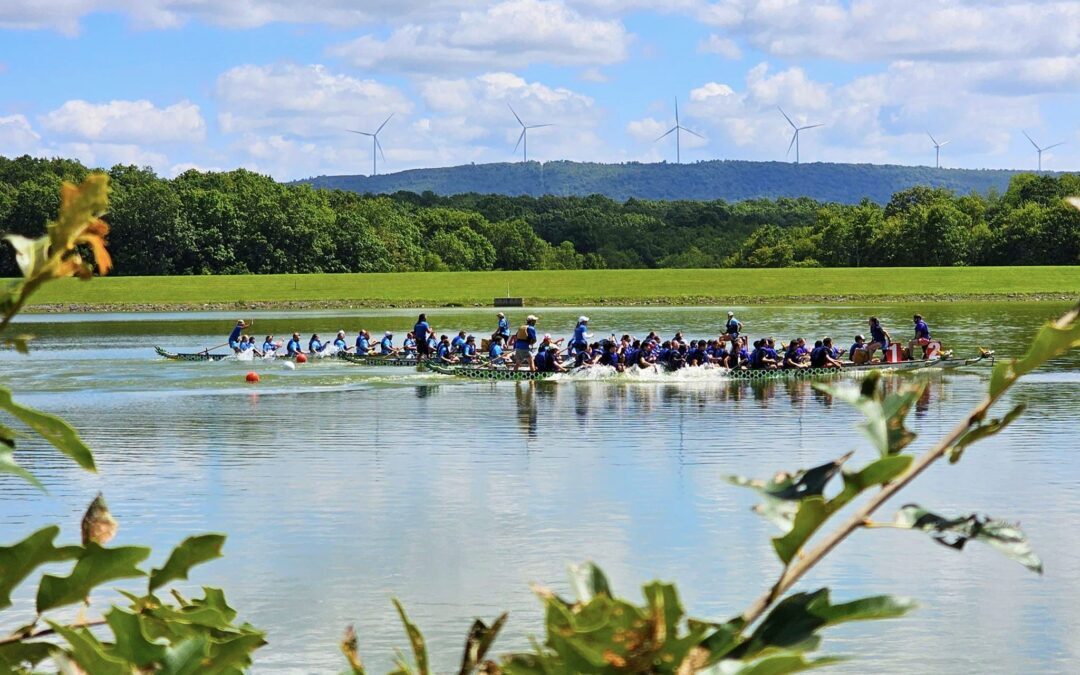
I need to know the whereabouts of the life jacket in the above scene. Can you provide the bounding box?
[516,325,532,341]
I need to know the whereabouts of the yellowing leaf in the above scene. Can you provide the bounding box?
[49,174,110,256]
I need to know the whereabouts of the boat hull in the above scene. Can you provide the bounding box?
[426,355,991,381]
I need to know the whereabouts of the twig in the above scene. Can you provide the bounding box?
[0,618,108,646]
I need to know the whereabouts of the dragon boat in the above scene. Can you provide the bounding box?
[426,352,993,382]
[153,346,349,362]
[338,352,424,367]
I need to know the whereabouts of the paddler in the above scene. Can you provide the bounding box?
[461,335,478,364]
[355,329,371,355]
[333,330,348,352]
[261,335,279,355]
[571,316,592,354]
[413,314,432,360]
[909,314,932,359]
[378,331,398,356]
[308,333,324,354]
[286,332,303,357]
[514,315,539,371]
[867,317,890,360]
[229,319,252,352]
[451,330,468,355]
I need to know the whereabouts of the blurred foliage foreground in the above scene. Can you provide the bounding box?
[1,177,1078,673]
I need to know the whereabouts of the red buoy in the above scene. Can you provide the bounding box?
[295,353,308,364]
[246,372,260,383]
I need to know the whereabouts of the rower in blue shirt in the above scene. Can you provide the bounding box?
[461,336,478,364]
[571,316,592,354]
[333,330,348,351]
[261,336,278,355]
[488,336,508,365]
[355,330,371,355]
[379,331,397,356]
[403,333,417,356]
[909,314,932,358]
[286,332,302,357]
[436,335,457,363]
[867,317,891,360]
[308,334,323,354]
[451,330,467,354]
[228,320,252,352]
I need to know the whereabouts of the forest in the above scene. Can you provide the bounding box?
[1,154,1078,277]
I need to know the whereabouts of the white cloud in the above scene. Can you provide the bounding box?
[39,99,205,144]
[0,114,41,155]
[697,34,741,59]
[579,67,609,83]
[330,0,631,73]
[215,63,412,138]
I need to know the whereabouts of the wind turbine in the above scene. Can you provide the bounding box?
[655,97,703,164]
[927,132,949,169]
[347,113,393,176]
[1022,131,1064,172]
[778,106,822,164]
[509,104,551,163]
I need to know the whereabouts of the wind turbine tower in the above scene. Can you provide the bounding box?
[778,106,822,164]
[1022,131,1064,172]
[347,114,393,176]
[655,97,704,164]
[509,104,551,163]
[927,132,949,169]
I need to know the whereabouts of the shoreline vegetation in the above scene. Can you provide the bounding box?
[20,266,1080,313]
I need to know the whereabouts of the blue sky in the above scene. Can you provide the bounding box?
[1,1,1079,180]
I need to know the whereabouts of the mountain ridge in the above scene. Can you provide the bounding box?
[298,159,1048,204]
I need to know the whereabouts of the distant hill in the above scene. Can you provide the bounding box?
[300,160,1042,204]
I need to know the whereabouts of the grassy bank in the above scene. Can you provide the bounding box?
[21,266,1080,311]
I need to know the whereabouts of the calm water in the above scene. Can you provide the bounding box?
[2,302,1079,674]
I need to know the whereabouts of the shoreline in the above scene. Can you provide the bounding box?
[22,292,1076,314]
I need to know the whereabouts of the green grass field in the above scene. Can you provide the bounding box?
[23,266,1080,310]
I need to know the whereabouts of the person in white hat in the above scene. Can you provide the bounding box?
[378,330,398,356]
[724,311,742,340]
[514,315,539,371]
[571,316,592,355]
[493,312,511,342]
[332,330,348,351]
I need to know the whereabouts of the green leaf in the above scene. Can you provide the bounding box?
[893,505,1043,573]
[201,630,267,674]
[393,598,430,675]
[772,498,828,566]
[815,376,924,457]
[829,454,914,512]
[0,526,80,610]
[2,234,51,279]
[0,640,56,669]
[104,606,168,665]
[160,634,211,675]
[0,387,95,472]
[567,561,612,602]
[36,542,150,613]
[0,444,43,489]
[150,534,226,592]
[458,613,507,675]
[948,404,1026,464]
[729,454,850,532]
[46,621,129,675]
[732,589,915,661]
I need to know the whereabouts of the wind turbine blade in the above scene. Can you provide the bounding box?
[347,130,373,136]
[681,126,705,140]
[777,106,796,129]
[376,137,386,162]
[1044,142,1066,151]
[927,131,938,146]
[675,96,680,126]
[939,140,950,147]
[800,124,824,130]
[375,113,393,135]
[786,131,798,156]
[1022,130,1039,150]
[513,129,526,154]
[655,126,677,142]
[508,103,524,127]
[527,124,553,129]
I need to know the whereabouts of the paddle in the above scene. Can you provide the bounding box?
[202,342,229,355]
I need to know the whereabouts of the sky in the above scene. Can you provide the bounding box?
[1,0,1079,181]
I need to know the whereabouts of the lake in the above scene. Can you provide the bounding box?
[2,302,1078,673]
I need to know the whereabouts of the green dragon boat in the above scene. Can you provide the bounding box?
[154,346,347,362]
[425,352,993,382]
[338,352,424,367]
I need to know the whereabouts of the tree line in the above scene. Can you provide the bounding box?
[1,154,1077,277]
